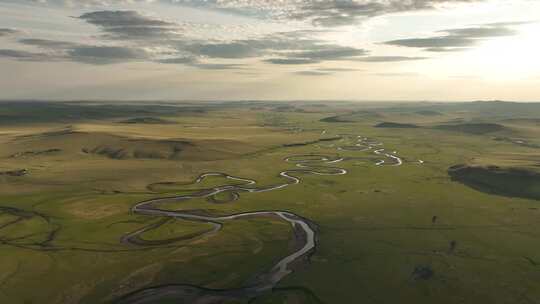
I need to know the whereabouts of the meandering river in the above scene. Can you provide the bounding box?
[115,134,404,303]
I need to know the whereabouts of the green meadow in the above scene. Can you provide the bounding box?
[1,101,539,304]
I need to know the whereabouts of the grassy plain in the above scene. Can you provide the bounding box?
[1,100,540,304]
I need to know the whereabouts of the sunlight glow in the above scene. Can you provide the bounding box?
[468,23,540,81]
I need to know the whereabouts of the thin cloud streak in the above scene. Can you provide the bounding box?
[384,22,530,52]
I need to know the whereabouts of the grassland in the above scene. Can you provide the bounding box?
[1,100,540,304]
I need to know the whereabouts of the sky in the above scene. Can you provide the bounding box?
[0,0,539,101]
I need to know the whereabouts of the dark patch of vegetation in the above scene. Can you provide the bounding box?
[524,257,539,266]
[320,111,382,123]
[449,240,457,253]
[416,110,443,116]
[448,165,540,200]
[83,147,129,160]
[434,123,506,135]
[273,105,306,113]
[411,265,434,280]
[82,140,189,160]
[10,149,62,158]
[119,117,176,124]
[0,169,28,177]
[16,128,75,140]
[320,115,353,123]
[375,122,419,129]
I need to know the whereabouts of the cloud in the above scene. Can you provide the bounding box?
[6,23,151,64]
[184,42,260,59]
[294,70,332,76]
[264,58,321,65]
[0,49,49,60]
[293,67,361,76]
[384,22,524,52]
[424,47,470,52]
[18,38,79,49]
[6,0,157,7]
[385,36,473,48]
[481,20,537,27]
[317,67,362,72]
[0,8,425,68]
[0,44,148,65]
[157,56,244,69]
[192,63,246,70]
[287,46,368,60]
[76,10,369,65]
[292,0,390,26]
[175,31,368,63]
[177,0,485,27]
[0,28,19,37]
[75,10,255,65]
[79,10,180,40]
[298,0,485,26]
[355,56,427,62]
[79,10,171,27]
[67,46,149,64]
[157,56,195,64]
[260,45,368,65]
[442,26,516,38]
